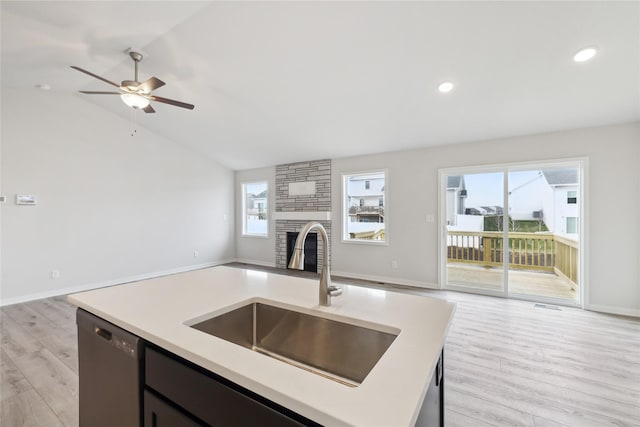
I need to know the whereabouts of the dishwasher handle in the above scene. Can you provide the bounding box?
[77,309,142,360]
[94,326,113,341]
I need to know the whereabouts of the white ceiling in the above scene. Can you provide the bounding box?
[2,1,638,170]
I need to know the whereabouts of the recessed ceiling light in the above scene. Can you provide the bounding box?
[438,82,454,93]
[573,47,597,63]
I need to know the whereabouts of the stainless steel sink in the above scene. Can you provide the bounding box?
[189,302,399,387]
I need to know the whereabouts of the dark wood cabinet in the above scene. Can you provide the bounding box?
[144,345,444,427]
[144,391,201,427]
[144,346,320,427]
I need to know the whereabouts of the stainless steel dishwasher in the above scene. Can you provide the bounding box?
[77,308,144,427]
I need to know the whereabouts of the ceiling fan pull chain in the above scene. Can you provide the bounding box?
[131,108,138,137]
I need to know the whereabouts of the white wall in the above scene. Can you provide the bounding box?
[1,88,235,305]
[330,122,640,316]
[234,167,276,266]
[233,123,639,316]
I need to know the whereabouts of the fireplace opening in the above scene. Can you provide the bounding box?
[287,232,318,273]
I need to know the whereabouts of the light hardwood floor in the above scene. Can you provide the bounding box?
[1,264,639,427]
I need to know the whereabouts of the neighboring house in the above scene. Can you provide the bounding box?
[481,205,504,215]
[506,168,579,233]
[446,176,467,226]
[246,190,267,220]
[464,207,484,216]
[541,169,579,234]
[508,171,547,221]
[347,175,385,223]
[464,205,504,216]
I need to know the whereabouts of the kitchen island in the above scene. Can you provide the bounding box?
[69,266,455,426]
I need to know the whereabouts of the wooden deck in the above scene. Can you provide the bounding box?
[447,263,577,300]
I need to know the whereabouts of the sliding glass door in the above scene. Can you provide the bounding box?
[444,171,506,296]
[442,161,582,305]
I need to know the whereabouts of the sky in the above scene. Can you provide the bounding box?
[245,182,267,196]
[463,170,541,207]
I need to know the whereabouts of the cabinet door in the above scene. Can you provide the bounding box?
[145,347,312,427]
[144,391,202,427]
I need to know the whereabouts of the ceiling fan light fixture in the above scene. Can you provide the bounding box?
[120,93,150,109]
[573,47,597,63]
[438,81,455,93]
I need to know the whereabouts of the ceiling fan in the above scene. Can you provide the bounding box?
[71,51,195,113]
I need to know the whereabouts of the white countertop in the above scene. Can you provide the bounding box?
[68,266,455,426]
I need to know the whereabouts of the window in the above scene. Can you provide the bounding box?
[566,217,578,234]
[567,191,577,204]
[343,171,386,242]
[242,181,268,236]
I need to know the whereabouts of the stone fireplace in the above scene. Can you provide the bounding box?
[274,159,331,273]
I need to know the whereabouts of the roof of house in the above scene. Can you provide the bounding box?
[542,169,578,186]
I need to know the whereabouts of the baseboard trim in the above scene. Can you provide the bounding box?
[587,303,640,318]
[232,258,277,268]
[331,270,440,290]
[0,260,232,307]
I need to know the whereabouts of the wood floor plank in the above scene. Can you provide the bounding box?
[448,359,640,426]
[532,415,570,427]
[0,349,32,402]
[5,348,78,427]
[3,304,78,374]
[445,408,496,427]
[1,312,45,358]
[446,386,535,426]
[23,299,76,331]
[498,357,640,408]
[1,389,64,427]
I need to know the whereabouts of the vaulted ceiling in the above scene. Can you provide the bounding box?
[2,1,638,170]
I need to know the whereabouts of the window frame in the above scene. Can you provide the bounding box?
[341,169,388,245]
[241,181,269,238]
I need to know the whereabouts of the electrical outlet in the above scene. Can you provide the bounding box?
[193,250,199,258]
[426,214,435,223]
[391,260,398,269]
[51,269,60,279]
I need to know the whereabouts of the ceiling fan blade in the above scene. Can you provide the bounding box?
[70,66,121,88]
[137,77,165,94]
[149,95,195,110]
[78,91,121,95]
[143,104,156,114]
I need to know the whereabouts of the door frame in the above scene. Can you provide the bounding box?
[438,158,588,308]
